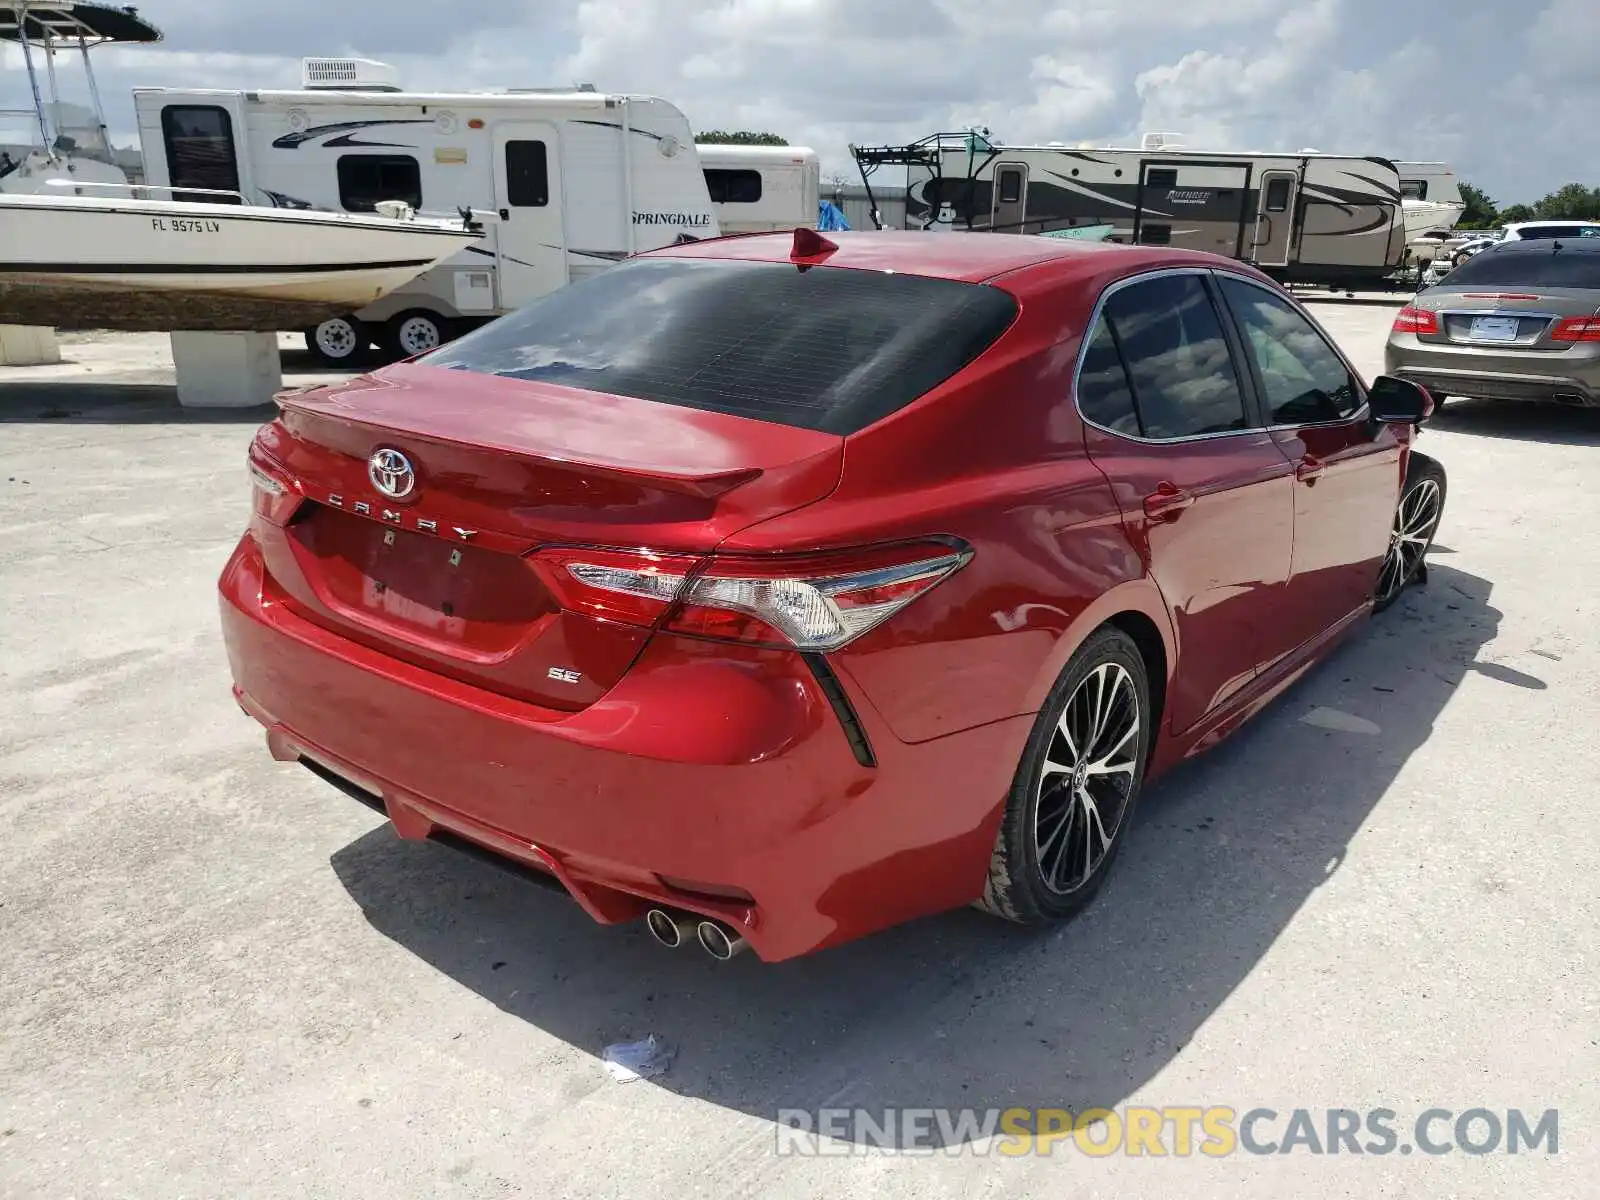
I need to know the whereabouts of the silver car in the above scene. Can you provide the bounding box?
[1385,239,1600,406]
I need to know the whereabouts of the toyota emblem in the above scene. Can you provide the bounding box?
[367,448,416,500]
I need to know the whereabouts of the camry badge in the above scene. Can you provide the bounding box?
[368,448,416,500]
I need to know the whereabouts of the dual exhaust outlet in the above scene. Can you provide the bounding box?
[644,908,748,961]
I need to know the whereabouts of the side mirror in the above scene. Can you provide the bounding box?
[1368,375,1435,425]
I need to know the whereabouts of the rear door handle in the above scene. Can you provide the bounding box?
[1296,454,1325,483]
[1143,482,1195,521]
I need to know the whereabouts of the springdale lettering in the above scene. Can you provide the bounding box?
[632,211,713,226]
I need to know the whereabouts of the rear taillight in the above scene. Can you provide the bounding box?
[1550,316,1600,343]
[529,546,702,626]
[669,545,970,649]
[530,541,971,651]
[1392,306,1439,335]
[246,450,302,525]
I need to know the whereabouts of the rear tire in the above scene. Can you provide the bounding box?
[1374,450,1447,612]
[305,317,367,366]
[977,626,1151,926]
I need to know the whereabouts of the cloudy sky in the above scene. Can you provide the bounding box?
[4,0,1594,205]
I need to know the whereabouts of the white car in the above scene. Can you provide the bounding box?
[1500,220,1600,242]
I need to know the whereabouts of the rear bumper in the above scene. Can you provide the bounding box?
[1386,340,1600,405]
[219,535,1029,960]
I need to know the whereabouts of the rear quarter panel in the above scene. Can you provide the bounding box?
[721,259,1178,744]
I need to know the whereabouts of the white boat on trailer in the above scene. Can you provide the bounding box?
[0,186,484,330]
[1395,161,1467,239]
[1,2,482,334]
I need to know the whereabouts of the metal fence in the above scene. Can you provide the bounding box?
[823,183,908,232]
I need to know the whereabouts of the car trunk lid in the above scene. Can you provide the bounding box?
[255,363,843,709]
[1413,288,1600,350]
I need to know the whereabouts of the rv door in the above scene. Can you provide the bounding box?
[1252,170,1298,267]
[991,162,1028,233]
[154,95,251,203]
[491,123,568,308]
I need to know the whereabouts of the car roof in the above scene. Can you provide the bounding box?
[645,229,1225,285]
[1506,220,1600,231]
[1482,237,1600,253]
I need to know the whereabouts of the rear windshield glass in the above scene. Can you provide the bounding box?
[1440,248,1600,289]
[419,257,1019,434]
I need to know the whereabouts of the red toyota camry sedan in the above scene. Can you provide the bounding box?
[221,230,1445,962]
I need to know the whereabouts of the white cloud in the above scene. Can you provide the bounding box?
[2,0,1594,204]
[1523,0,1600,82]
[1132,0,1342,144]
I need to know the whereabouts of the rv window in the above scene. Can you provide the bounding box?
[1217,277,1360,424]
[1265,178,1293,213]
[1146,168,1178,189]
[1076,316,1142,437]
[505,141,549,207]
[1099,274,1249,439]
[704,169,763,205]
[336,155,422,212]
[997,168,1024,205]
[1138,224,1172,245]
[419,257,1018,435]
[160,105,240,204]
[1401,180,1427,200]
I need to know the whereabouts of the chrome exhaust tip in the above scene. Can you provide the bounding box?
[695,919,748,961]
[644,908,696,949]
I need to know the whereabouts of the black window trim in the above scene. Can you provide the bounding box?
[160,103,240,200]
[1208,269,1371,431]
[1264,176,1293,213]
[505,139,551,208]
[996,166,1025,205]
[335,152,423,213]
[1072,266,1268,445]
[703,166,762,205]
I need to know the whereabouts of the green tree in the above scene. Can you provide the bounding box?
[1498,203,1535,224]
[695,130,789,146]
[1532,183,1600,221]
[1456,182,1497,229]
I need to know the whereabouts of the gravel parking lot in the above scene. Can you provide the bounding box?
[2,311,1596,1198]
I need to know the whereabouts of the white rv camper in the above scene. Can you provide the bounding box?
[695,143,820,234]
[852,131,1409,288]
[133,59,722,362]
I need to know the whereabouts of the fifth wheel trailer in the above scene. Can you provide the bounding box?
[852,131,1408,288]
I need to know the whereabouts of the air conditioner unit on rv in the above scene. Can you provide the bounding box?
[1140,131,1187,151]
[301,58,402,92]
